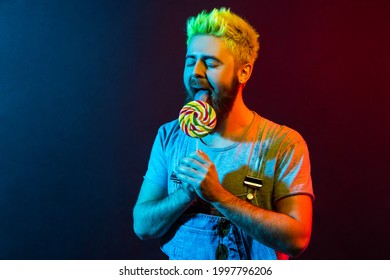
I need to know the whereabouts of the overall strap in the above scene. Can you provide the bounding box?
[244,118,270,207]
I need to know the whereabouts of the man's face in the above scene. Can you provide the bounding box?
[183,35,240,123]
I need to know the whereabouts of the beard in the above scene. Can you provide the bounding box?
[184,76,240,127]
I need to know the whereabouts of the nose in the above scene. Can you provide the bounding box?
[192,59,206,78]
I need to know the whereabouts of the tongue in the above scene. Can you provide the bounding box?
[194,90,210,102]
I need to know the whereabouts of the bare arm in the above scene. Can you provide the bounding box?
[176,150,312,257]
[133,179,196,240]
[213,192,312,257]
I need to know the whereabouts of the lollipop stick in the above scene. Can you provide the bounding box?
[196,138,199,152]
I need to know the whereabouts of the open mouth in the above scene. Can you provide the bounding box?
[188,77,213,103]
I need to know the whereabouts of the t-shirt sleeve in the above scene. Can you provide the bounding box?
[143,126,168,188]
[274,135,314,202]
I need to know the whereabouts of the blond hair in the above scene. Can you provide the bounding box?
[186,7,260,65]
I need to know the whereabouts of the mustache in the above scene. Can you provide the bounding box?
[189,77,211,89]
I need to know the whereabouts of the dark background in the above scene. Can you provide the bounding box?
[1,0,389,259]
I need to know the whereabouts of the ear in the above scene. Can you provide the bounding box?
[238,63,253,84]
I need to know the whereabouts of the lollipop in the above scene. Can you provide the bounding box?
[179,100,217,138]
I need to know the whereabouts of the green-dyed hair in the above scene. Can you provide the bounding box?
[186,7,260,65]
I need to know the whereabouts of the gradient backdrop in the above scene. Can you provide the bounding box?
[1,0,389,259]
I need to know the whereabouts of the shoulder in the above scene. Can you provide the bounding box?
[155,119,184,149]
[157,119,180,137]
[257,114,306,146]
[254,114,309,158]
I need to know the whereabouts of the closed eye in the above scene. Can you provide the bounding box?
[185,57,196,67]
[205,58,221,68]
[185,55,222,68]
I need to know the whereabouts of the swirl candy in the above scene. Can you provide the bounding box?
[179,100,217,138]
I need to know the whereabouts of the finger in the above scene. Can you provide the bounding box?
[197,149,209,159]
[179,156,206,171]
[176,164,201,177]
[186,150,209,165]
[176,172,201,188]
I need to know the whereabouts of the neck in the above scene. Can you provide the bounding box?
[203,91,254,148]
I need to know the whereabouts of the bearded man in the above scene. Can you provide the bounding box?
[133,8,314,260]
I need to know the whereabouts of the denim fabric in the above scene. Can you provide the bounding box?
[160,213,277,260]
